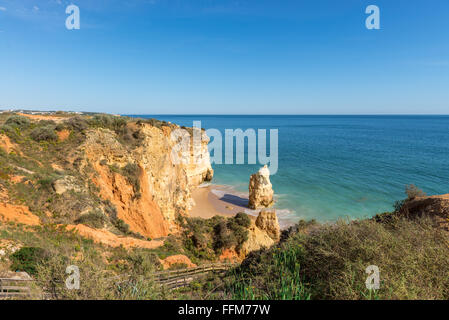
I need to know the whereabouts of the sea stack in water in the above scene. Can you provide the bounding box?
[248,165,274,209]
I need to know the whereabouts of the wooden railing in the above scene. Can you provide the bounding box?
[153,263,235,289]
[0,278,33,299]
[0,263,237,297]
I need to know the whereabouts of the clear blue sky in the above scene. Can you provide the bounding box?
[0,0,448,114]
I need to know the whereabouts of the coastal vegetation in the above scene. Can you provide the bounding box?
[0,112,448,300]
[1,184,447,299]
[225,214,448,300]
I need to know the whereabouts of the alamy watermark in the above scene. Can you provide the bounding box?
[365,265,380,290]
[365,5,380,30]
[65,4,80,30]
[65,265,80,290]
[170,121,279,175]
[61,4,378,32]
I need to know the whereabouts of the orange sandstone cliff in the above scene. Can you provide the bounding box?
[78,123,213,239]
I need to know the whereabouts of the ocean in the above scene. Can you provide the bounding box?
[127,115,449,225]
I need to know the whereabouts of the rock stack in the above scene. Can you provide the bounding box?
[255,210,281,241]
[239,210,281,257]
[248,165,274,209]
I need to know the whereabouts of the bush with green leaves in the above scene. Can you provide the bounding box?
[122,163,141,197]
[5,115,30,128]
[74,210,106,228]
[227,215,449,300]
[30,125,58,142]
[9,247,50,276]
[233,212,251,228]
[113,218,131,234]
[66,116,89,132]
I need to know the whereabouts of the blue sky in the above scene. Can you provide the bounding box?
[0,0,448,114]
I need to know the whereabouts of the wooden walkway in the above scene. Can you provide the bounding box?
[153,263,235,289]
[0,278,33,299]
[0,262,236,297]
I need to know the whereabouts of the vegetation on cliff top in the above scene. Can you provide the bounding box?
[223,187,449,300]
[0,112,169,238]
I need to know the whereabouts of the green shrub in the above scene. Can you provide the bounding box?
[113,218,130,234]
[228,220,249,250]
[9,247,49,276]
[122,163,141,197]
[0,124,16,136]
[30,125,58,142]
[38,120,56,127]
[230,216,449,300]
[37,176,56,191]
[5,115,30,128]
[226,245,310,300]
[75,210,106,228]
[67,116,88,131]
[213,221,238,251]
[234,212,251,228]
[89,114,127,132]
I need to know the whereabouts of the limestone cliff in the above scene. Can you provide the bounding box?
[78,123,213,239]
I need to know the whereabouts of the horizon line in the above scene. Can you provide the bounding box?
[2,108,449,116]
[123,113,449,116]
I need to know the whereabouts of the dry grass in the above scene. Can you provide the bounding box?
[227,216,449,300]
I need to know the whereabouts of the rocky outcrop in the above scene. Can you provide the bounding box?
[248,165,274,209]
[240,222,275,257]
[219,248,240,263]
[239,210,281,257]
[52,176,82,194]
[78,122,213,239]
[398,194,449,231]
[255,210,281,241]
[184,128,214,186]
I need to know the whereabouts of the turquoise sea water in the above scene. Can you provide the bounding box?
[128,115,449,225]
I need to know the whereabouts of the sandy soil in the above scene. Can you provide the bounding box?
[17,112,66,122]
[66,224,164,249]
[0,202,41,226]
[190,184,258,219]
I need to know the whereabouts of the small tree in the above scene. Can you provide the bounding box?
[405,184,426,200]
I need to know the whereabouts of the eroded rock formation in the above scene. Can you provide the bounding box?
[78,123,213,239]
[240,210,281,257]
[240,223,275,257]
[248,165,274,209]
[255,210,281,241]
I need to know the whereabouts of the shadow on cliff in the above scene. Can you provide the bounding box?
[219,194,249,208]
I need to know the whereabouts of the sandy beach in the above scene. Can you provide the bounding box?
[190,184,258,219]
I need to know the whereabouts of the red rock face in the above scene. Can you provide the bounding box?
[160,254,197,269]
[82,123,213,239]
